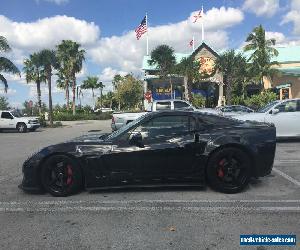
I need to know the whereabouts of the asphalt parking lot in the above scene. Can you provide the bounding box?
[0,120,299,250]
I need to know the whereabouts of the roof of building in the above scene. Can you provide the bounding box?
[142,43,300,71]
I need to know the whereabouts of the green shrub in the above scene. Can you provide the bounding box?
[53,112,112,121]
[244,91,277,110]
[191,94,206,108]
[38,114,47,127]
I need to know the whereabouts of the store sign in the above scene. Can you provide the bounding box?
[155,87,171,94]
[199,56,215,76]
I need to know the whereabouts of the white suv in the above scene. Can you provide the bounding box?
[0,110,40,133]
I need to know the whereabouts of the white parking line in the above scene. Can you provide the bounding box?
[1,199,300,206]
[273,167,300,187]
[1,206,300,213]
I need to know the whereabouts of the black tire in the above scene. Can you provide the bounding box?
[206,147,251,194]
[41,154,83,197]
[17,123,27,133]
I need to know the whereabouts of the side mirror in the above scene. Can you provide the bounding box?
[271,108,279,115]
[129,132,144,148]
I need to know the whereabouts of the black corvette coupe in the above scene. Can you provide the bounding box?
[19,111,276,197]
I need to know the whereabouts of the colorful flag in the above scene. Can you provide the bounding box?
[189,39,194,47]
[193,10,202,23]
[135,16,147,40]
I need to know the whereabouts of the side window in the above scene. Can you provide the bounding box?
[174,101,190,109]
[276,101,297,113]
[133,115,195,140]
[1,112,13,119]
[156,102,171,111]
[297,100,300,112]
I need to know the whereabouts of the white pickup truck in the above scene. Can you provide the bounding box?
[111,99,219,131]
[0,110,40,133]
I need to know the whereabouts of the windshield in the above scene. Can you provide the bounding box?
[257,101,280,113]
[106,113,149,141]
[11,110,22,118]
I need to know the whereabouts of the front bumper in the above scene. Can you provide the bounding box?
[19,157,43,193]
[27,123,40,129]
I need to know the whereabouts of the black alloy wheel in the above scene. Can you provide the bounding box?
[41,155,83,197]
[17,123,27,133]
[206,147,251,193]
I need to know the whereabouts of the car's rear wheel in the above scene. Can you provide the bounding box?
[41,154,83,197]
[206,147,251,193]
[17,123,27,133]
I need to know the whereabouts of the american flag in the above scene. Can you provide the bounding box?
[135,16,147,40]
[189,39,194,47]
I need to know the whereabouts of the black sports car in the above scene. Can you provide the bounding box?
[19,111,276,197]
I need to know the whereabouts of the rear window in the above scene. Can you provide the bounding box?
[156,102,171,110]
[174,101,190,109]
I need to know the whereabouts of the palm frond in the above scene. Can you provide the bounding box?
[0,74,8,92]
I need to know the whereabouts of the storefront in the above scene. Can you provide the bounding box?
[142,43,300,106]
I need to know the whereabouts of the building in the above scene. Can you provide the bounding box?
[142,42,300,106]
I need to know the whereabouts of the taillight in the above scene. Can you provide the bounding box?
[111,116,115,124]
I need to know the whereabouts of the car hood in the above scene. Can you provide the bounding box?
[69,132,110,142]
[232,112,266,122]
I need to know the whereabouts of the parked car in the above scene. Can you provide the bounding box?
[111,99,220,131]
[233,98,300,138]
[217,105,254,116]
[19,110,276,197]
[0,110,40,133]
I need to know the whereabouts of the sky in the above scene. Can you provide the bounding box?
[0,0,300,108]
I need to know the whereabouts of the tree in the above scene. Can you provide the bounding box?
[244,25,279,86]
[81,76,104,109]
[175,56,201,101]
[112,74,123,110]
[0,96,9,109]
[214,50,247,105]
[56,66,70,110]
[56,40,85,115]
[117,74,143,110]
[0,36,20,92]
[23,53,46,114]
[38,49,57,126]
[148,45,176,97]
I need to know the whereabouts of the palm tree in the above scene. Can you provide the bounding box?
[175,56,201,101]
[56,66,70,110]
[244,25,279,86]
[81,76,104,109]
[0,36,20,92]
[23,53,45,114]
[57,40,85,115]
[214,50,247,105]
[38,49,57,126]
[148,45,176,98]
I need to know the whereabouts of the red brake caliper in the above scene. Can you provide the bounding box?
[217,159,225,178]
[66,165,73,185]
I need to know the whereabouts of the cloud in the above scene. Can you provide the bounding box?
[35,0,69,5]
[0,88,17,96]
[243,0,280,17]
[0,15,100,52]
[280,0,300,35]
[266,31,286,44]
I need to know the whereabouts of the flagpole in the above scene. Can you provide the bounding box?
[146,12,149,55]
[193,35,195,51]
[201,6,204,42]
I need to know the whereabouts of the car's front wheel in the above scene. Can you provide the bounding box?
[41,154,83,197]
[206,147,251,193]
[17,123,27,133]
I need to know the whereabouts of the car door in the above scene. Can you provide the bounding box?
[0,112,15,129]
[265,100,300,137]
[128,114,200,184]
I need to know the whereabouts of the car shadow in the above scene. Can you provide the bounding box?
[0,129,43,133]
[89,185,207,195]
